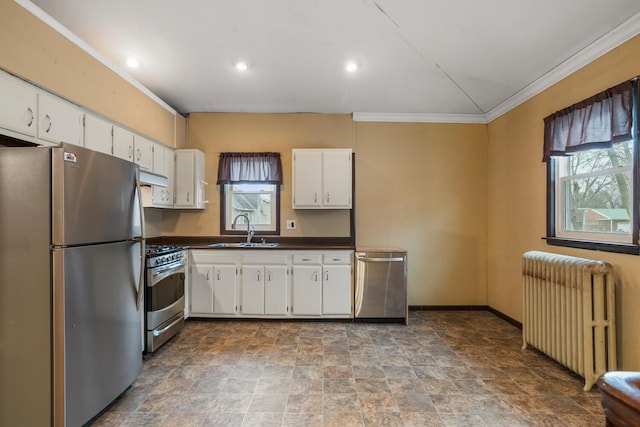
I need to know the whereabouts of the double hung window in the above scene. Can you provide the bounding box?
[545,79,639,254]
[217,152,282,235]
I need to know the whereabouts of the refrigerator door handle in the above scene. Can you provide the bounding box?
[134,169,146,310]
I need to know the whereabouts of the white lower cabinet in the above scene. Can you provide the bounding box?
[189,249,352,319]
[322,264,352,315]
[292,265,323,315]
[241,262,288,315]
[292,251,353,317]
[189,251,238,317]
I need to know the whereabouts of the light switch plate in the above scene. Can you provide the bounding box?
[286,219,296,230]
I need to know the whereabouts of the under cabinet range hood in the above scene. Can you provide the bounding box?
[139,170,168,187]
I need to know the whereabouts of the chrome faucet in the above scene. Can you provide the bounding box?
[232,214,254,243]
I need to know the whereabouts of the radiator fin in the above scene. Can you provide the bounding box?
[522,250,616,391]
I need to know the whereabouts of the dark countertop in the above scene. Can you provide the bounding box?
[147,236,355,251]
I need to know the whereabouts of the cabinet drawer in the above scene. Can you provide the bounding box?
[190,250,237,264]
[323,253,352,265]
[242,254,289,265]
[293,253,322,264]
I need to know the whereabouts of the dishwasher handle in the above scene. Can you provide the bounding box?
[356,256,405,262]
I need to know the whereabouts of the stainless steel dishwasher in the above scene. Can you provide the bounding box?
[354,247,407,325]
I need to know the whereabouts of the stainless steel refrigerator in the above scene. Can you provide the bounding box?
[0,143,145,426]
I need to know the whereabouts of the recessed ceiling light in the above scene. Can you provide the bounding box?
[125,56,142,69]
[234,60,250,71]
[345,61,359,72]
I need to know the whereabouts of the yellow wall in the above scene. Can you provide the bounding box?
[0,0,176,146]
[487,34,640,370]
[354,122,489,305]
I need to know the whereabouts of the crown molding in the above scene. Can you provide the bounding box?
[14,0,177,115]
[352,112,487,124]
[485,11,640,123]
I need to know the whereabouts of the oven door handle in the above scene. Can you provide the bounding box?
[150,263,185,286]
[153,315,184,337]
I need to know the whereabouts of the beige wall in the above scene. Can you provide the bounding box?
[355,122,489,306]
[0,0,176,146]
[487,34,640,370]
[162,113,354,237]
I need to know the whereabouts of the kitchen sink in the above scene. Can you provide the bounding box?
[208,242,279,248]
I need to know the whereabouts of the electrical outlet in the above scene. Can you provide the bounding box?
[286,219,296,230]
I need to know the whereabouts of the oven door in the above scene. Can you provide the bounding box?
[146,261,185,352]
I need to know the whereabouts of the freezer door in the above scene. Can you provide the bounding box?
[53,241,143,427]
[354,252,407,319]
[52,143,141,246]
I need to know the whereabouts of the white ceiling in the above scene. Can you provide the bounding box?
[21,0,640,121]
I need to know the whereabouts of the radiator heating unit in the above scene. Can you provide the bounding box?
[522,250,616,390]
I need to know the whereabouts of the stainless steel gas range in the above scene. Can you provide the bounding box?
[145,244,186,352]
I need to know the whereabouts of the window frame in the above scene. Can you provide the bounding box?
[546,86,640,255]
[220,183,281,236]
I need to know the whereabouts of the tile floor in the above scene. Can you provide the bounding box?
[91,311,605,426]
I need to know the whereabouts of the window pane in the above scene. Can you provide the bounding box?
[565,141,633,176]
[228,184,275,229]
[562,171,631,234]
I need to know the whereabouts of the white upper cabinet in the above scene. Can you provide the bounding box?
[112,126,135,162]
[112,126,153,171]
[83,113,113,155]
[152,142,166,176]
[37,91,84,147]
[174,149,207,209]
[0,70,37,140]
[133,134,153,171]
[151,144,174,208]
[292,149,352,209]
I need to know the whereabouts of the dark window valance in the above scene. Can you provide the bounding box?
[542,79,634,162]
[217,152,282,184]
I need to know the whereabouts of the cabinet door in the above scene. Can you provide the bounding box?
[292,150,322,208]
[292,265,322,315]
[323,150,352,208]
[112,126,134,162]
[134,135,153,171]
[38,92,84,147]
[322,265,352,315]
[174,150,195,207]
[241,265,265,315]
[175,149,206,209]
[152,147,174,207]
[191,264,214,314]
[265,265,288,315]
[213,264,237,314]
[153,143,165,176]
[0,71,37,138]
[84,114,113,155]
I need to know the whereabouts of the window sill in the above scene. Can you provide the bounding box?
[544,237,640,255]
